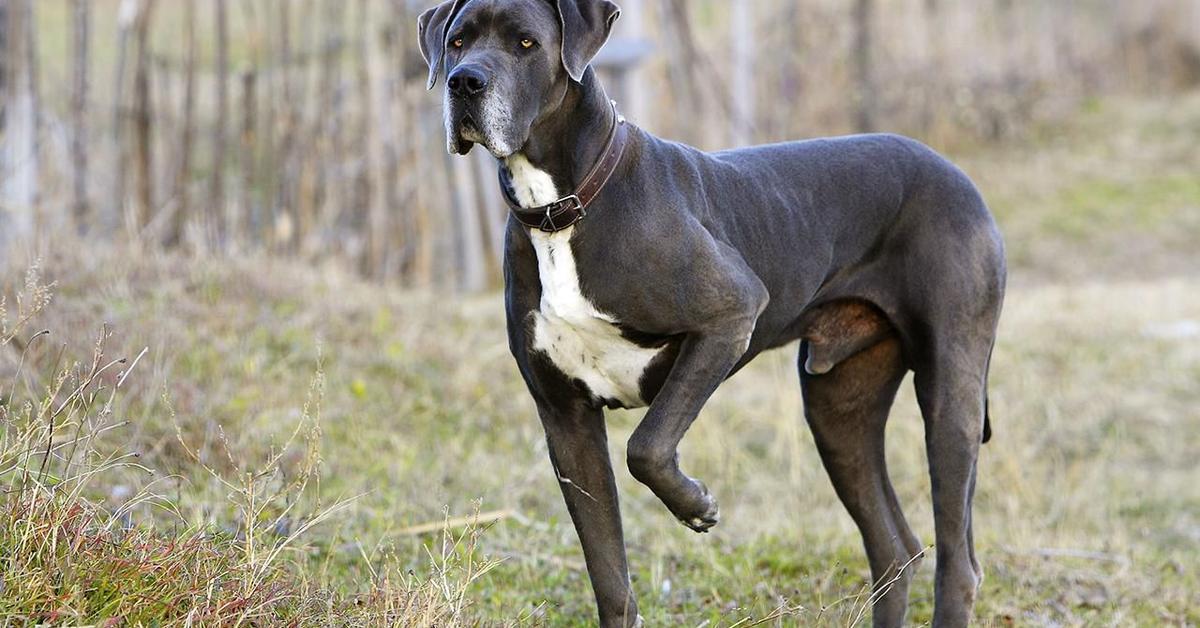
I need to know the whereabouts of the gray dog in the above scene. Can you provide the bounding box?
[419,1,1005,626]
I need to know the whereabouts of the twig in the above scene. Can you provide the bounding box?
[553,463,598,503]
[850,546,929,627]
[395,509,519,537]
[1001,545,1130,566]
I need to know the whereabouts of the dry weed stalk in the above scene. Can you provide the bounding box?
[170,357,365,622]
[1,261,501,625]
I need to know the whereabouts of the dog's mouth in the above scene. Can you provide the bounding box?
[459,114,483,142]
[448,110,515,159]
[444,113,474,156]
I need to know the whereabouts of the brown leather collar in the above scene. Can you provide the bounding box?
[500,104,628,233]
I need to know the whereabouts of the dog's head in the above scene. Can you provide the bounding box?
[419,0,620,157]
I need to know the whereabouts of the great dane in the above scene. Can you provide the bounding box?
[419,1,1006,626]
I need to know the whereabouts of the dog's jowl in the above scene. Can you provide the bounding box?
[420,1,1006,626]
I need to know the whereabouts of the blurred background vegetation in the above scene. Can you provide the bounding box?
[0,0,1198,626]
[2,0,1198,286]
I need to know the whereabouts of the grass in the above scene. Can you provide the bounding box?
[960,92,1200,282]
[0,266,500,625]
[2,93,1199,626]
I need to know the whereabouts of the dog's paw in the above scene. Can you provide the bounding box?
[676,481,720,533]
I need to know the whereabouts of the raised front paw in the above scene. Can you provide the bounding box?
[674,479,720,533]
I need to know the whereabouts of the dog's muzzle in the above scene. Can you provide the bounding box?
[444,65,517,157]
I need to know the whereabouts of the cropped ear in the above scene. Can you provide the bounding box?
[417,0,467,90]
[555,0,621,83]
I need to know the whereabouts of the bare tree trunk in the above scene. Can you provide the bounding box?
[659,0,708,145]
[0,3,6,145]
[131,0,155,238]
[471,149,503,285]
[1,0,39,244]
[239,69,257,248]
[209,0,229,251]
[292,0,322,255]
[315,0,336,253]
[730,0,754,145]
[618,0,646,123]
[71,0,91,234]
[109,0,136,235]
[353,0,373,270]
[0,0,12,251]
[852,0,877,133]
[448,152,484,291]
[918,0,940,138]
[168,0,196,248]
[316,0,346,256]
[21,0,40,239]
[275,0,297,253]
[368,2,401,279]
[410,105,436,288]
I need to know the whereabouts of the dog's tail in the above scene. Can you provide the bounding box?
[981,344,994,444]
[982,394,992,443]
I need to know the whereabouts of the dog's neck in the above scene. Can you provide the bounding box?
[504,69,618,203]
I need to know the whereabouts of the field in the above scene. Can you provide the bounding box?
[2,93,1198,626]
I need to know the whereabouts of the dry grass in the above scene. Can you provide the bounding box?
[1,94,1198,626]
[0,266,501,626]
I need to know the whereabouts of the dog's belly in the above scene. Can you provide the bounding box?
[529,229,662,408]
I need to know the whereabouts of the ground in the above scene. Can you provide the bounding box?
[1,94,1198,625]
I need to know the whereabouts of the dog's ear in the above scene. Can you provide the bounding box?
[418,0,467,90]
[555,0,621,83]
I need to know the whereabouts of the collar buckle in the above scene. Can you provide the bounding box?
[555,194,583,214]
[538,195,583,232]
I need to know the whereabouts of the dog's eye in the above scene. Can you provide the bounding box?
[520,38,535,49]
[451,38,464,49]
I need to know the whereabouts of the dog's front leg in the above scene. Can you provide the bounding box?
[537,398,641,628]
[627,326,758,532]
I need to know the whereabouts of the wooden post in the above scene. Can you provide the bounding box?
[368,5,402,280]
[471,149,503,285]
[275,0,297,253]
[315,0,345,254]
[209,0,229,251]
[130,0,155,238]
[0,0,11,251]
[852,0,877,133]
[448,152,484,291]
[0,0,38,243]
[730,0,754,145]
[411,106,437,289]
[620,0,646,124]
[168,0,196,248]
[21,0,40,239]
[293,0,323,255]
[353,0,373,269]
[239,69,258,246]
[71,0,91,234]
[661,0,707,146]
[109,0,136,236]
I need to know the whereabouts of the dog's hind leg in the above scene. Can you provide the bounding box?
[912,338,992,628]
[800,332,921,628]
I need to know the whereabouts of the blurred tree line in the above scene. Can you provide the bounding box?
[0,0,1197,290]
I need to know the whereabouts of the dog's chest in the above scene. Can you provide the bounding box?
[508,154,662,408]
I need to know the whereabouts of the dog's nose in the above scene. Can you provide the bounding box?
[447,66,489,98]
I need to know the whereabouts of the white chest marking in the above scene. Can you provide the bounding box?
[507,154,663,407]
